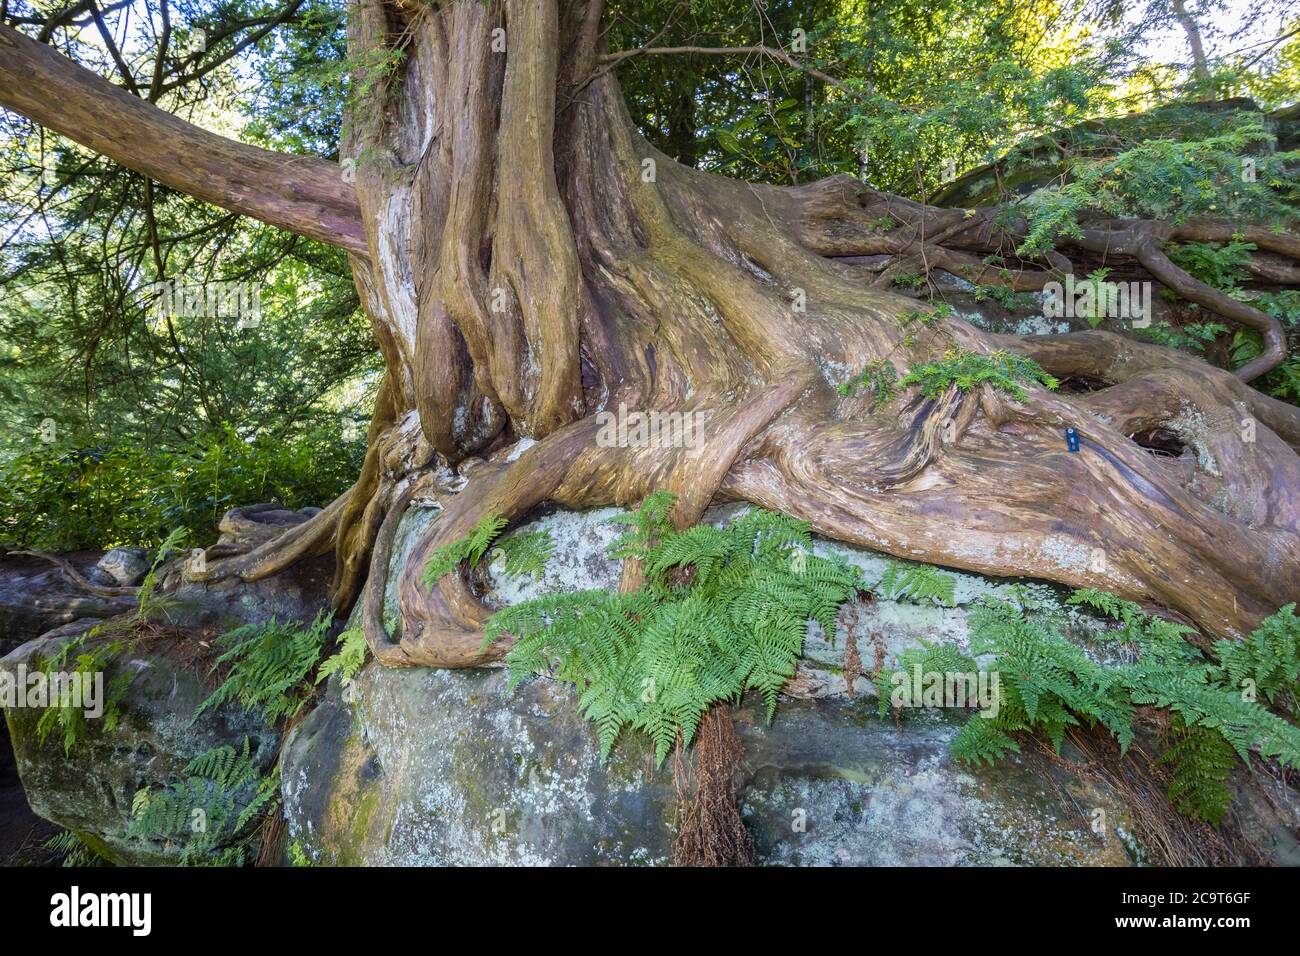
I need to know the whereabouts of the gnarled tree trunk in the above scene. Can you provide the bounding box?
[2,0,1298,664]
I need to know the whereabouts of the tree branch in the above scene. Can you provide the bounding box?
[0,23,367,255]
[598,44,841,89]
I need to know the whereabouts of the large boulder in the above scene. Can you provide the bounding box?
[280,503,1152,866]
[161,552,336,635]
[1,620,278,865]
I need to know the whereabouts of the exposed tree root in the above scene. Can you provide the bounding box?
[9,551,140,601]
[126,0,1297,652]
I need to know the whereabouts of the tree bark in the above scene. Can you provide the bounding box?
[0,24,366,253]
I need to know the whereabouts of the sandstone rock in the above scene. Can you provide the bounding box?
[94,547,151,587]
[279,502,1144,866]
[0,552,128,659]
[2,622,278,865]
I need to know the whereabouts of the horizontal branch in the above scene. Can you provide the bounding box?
[0,24,367,255]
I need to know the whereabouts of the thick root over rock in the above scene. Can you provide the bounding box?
[181,0,1300,651]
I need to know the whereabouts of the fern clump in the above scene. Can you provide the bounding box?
[421,511,555,588]
[939,592,1300,826]
[1158,717,1236,826]
[195,612,333,723]
[129,737,278,866]
[44,830,106,867]
[484,498,863,765]
[1209,603,1300,717]
[901,348,1058,402]
[316,627,370,686]
[34,630,131,755]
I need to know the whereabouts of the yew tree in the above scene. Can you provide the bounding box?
[2,0,1298,675]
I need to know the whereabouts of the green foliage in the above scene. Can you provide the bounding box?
[1210,603,1300,717]
[876,560,956,606]
[491,529,556,581]
[1074,269,1121,329]
[837,359,899,409]
[0,2,377,496]
[1135,319,1231,353]
[485,500,862,765]
[1167,240,1257,292]
[44,830,107,867]
[316,627,370,686]
[1158,717,1236,826]
[962,597,1137,755]
[973,285,1036,312]
[288,841,315,867]
[0,426,364,551]
[421,511,508,588]
[33,530,190,753]
[196,613,334,724]
[900,349,1059,401]
[899,304,954,328]
[873,638,979,718]
[937,592,1300,825]
[1066,587,1144,625]
[950,713,1023,766]
[129,737,278,866]
[607,489,678,561]
[34,631,130,755]
[1019,114,1299,255]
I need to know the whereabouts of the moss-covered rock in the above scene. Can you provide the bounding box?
[280,502,1143,866]
[1,622,278,865]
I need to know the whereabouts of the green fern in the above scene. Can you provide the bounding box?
[421,511,508,588]
[316,627,370,685]
[941,593,1300,827]
[484,500,862,766]
[1066,587,1144,626]
[607,490,678,563]
[44,830,106,867]
[1209,603,1300,716]
[195,612,333,723]
[34,630,131,755]
[950,716,1022,766]
[421,511,554,587]
[877,561,956,606]
[491,528,556,580]
[128,737,276,866]
[1158,717,1236,826]
[873,639,980,718]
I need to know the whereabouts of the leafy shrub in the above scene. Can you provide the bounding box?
[0,424,363,551]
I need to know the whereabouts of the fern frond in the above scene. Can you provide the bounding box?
[877,561,956,606]
[421,511,509,588]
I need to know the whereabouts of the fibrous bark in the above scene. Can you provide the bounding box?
[2,1,1298,659]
